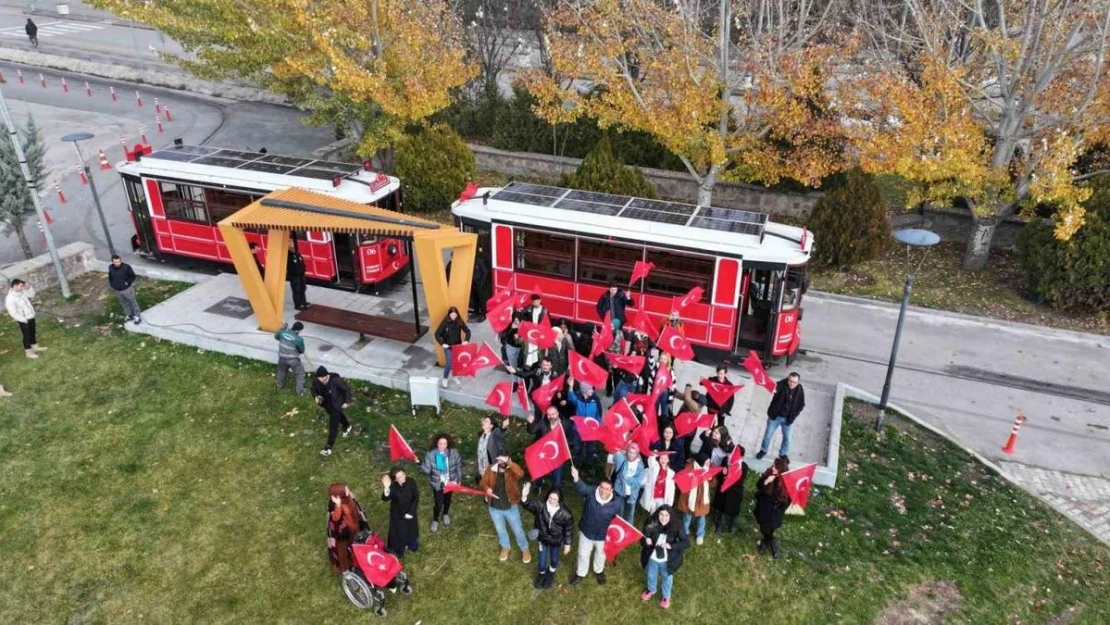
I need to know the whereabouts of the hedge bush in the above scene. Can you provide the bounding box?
[1016,178,1110,312]
[806,169,891,268]
[558,134,657,198]
[393,124,476,214]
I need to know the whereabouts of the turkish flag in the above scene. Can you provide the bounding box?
[600,426,634,453]
[604,515,644,562]
[674,465,722,493]
[719,446,746,493]
[485,382,513,416]
[743,350,777,393]
[657,325,695,361]
[524,424,572,480]
[388,425,419,463]
[626,393,659,447]
[673,411,714,438]
[512,290,534,310]
[625,308,657,340]
[625,393,656,422]
[519,319,556,349]
[444,482,496,498]
[629,260,655,286]
[352,544,403,587]
[471,342,503,373]
[631,423,658,454]
[487,297,516,333]
[605,353,645,375]
[572,416,606,442]
[671,285,704,313]
[450,343,479,377]
[782,462,818,513]
[652,366,673,398]
[602,399,638,434]
[588,312,613,359]
[458,181,479,202]
[569,351,609,389]
[486,288,512,314]
[516,381,530,411]
[700,378,743,408]
[530,373,565,412]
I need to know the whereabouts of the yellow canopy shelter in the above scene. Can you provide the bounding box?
[217,187,477,365]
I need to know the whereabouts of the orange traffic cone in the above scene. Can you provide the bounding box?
[54,182,66,204]
[1001,414,1026,454]
[98,149,112,170]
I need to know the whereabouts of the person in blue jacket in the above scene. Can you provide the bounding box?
[569,465,624,587]
[567,379,604,466]
[611,442,646,523]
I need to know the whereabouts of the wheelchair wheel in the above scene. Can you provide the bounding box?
[341,571,376,610]
[375,606,387,618]
[397,571,413,595]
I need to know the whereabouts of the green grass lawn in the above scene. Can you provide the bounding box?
[1,276,1107,624]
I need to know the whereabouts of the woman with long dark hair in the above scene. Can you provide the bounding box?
[711,445,749,535]
[327,483,369,573]
[434,305,471,389]
[420,433,462,533]
[754,456,791,559]
[381,466,420,559]
[639,504,688,610]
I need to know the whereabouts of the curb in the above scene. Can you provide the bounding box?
[807,290,1110,346]
[26,8,156,31]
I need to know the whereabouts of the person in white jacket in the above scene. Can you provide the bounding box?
[640,451,676,516]
[5,279,46,359]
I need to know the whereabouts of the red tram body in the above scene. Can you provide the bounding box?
[116,143,408,290]
[452,183,813,361]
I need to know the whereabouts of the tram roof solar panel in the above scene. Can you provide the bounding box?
[505,182,565,198]
[213,149,264,161]
[561,189,629,207]
[289,167,357,181]
[193,155,256,168]
[555,198,625,216]
[491,189,559,207]
[625,198,698,217]
[689,216,764,235]
[257,154,315,167]
[145,149,203,163]
[145,144,220,161]
[621,207,691,225]
[236,161,297,175]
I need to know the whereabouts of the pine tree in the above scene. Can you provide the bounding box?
[559,134,657,198]
[0,115,47,259]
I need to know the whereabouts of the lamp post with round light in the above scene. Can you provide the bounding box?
[875,228,940,431]
[61,132,116,257]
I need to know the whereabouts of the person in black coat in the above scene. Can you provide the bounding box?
[287,238,309,310]
[753,457,791,559]
[711,445,749,534]
[470,249,491,322]
[757,373,806,460]
[639,504,689,609]
[527,405,572,490]
[705,365,736,427]
[596,282,634,325]
[25,19,38,47]
[311,366,352,457]
[520,482,574,589]
[380,466,420,559]
[434,306,471,389]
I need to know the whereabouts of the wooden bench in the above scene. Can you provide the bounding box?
[295,304,425,344]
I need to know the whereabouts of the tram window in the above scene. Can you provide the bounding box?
[160,182,208,224]
[748,269,775,309]
[515,230,574,278]
[205,188,255,223]
[578,239,642,286]
[124,179,147,212]
[782,266,806,311]
[644,249,713,298]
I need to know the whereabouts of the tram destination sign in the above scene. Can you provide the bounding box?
[204,296,255,320]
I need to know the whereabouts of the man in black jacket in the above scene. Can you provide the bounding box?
[287,238,309,310]
[108,255,142,324]
[311,366,353,457]
[596,282,634,326]
[756,372,806,460]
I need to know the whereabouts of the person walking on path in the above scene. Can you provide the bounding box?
[569,465,624,587]
[419,433,462,533]
[757,373,806,460]
[287,239,309,310]
[611,442,646,523]
[311,366,352,457]
[754,457,791,559]
[25,19,38,47]
[478,455,532,563]
[381,467,420,559]
[639,451,675,516]
[435,306,471,389]
[521,482,573,589]
[476,415,508,483]
[108,256,143,324]
[274,321,305,395]
[6,279,46,359]
[639,504,688,610]
[327,483,370,573]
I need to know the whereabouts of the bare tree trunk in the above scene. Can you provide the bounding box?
[14,220,33,259]
[962,216,999,271]
[697,169,717,206]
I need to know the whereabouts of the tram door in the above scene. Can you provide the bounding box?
[457,217,492,305]
[736,265,784,353]
[125,175,158,257]
[333,233,358,286]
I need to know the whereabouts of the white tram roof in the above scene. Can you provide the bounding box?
[117,144,400,204]
[452,182,813,265]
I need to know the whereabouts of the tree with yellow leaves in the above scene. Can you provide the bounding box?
[521,0,850,206]
[850,0,1110,270]
[91,0,475,160]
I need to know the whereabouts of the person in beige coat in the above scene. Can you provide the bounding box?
[675,460,714,545]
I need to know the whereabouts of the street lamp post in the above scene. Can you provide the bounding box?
[61,132,117,257]
[0,82,71,297]
[874,228,940,431]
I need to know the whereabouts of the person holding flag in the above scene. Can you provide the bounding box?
[568,465,624,587]
[611,442,646,523]
[676,460,715,546]
[509,356,559,420]
[520,481,574,589]
[380,467,420,559]
[705,365,736,426]
[711,445,749,535]
[649,425,686,471]
[419,434,462,534]
[434,306,471,389]
[596,282,634,331]
[566,378,603,466]
[639,451,676,516]
[639,504,689,610]
[478,455,531,564]
[498,315,525,391]
[526,406,572,490]
[754,457,792,559]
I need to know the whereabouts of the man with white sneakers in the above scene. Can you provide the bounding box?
[6,279,46,359]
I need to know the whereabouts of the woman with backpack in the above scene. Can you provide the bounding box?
[520,482,574,589]
[639,504,689,610]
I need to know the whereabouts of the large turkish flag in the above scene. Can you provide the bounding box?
[524,425,571,480]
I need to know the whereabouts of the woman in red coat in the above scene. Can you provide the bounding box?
[327,483,369,573]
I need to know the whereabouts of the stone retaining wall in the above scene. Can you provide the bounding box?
[0,242,96,295]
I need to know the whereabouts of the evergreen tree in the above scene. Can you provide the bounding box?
[558,134,657,198]
[0,115,47,259]
[806,169,891,269]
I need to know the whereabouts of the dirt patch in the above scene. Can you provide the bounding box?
[1044,605,1084,625]
[873,580,963,625]
[34,274,115,324]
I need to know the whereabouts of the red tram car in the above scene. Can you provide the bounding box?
[117,143,408,291]
[452,182,813,362]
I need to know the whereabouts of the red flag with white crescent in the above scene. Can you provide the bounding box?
[625,393,660,447]
[519,319,557,349]
[673,464,723,493]
[487,298,516,333]
[352,544,404,587]
[450,343,479,377]
[602,399,638,435]
[625,308,657,340]
[657,325,695,361]
[600,425,634,453]
[605,352,645,375]
[388,425,419,463]
[629,260,655,286]
[471,342,503,372]
[485,287,512,313]
[569,350,609,389]
[671,285,704,313]
[782,462,818,511]
[700,378,743,408]
[652,366,673,398]
[524,424,571,480]
[444,482,497,498]
[516,381,530,411]
[604,515,644,562]
[672,411,714,438]
[719,446,746,493]
[589,312,613,359]
[743,350,777,393]
[484,382,513,416]
[571,416,606,442]
[530,373,565,412]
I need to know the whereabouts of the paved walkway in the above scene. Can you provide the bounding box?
[999,462,1110,543]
